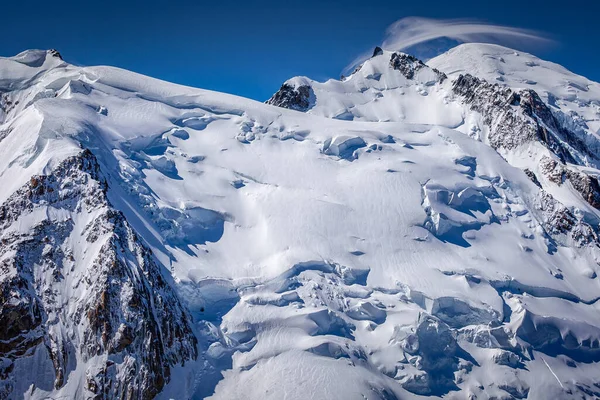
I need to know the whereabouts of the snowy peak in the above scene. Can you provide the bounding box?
[389,52,446,82]
[429,43,579,86]
[267,48,457,124]
[0,49,65,90]
[9,49,63,68]
[429,43,600,138]
[268,42,600,227]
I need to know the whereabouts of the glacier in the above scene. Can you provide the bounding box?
[1,44,600,399]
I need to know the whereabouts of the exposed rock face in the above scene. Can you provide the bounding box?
[390,52,446,82]
[48,49,63,60]
[0,93,18,122]
[566,169,600,209]
[452,74,594,164]
[536,190,598,247]
[452,73,600,215]
[523,168,542,188]
[539,156,564,184]
[372,46,383,57]
[266,83,313,111]
[539,155,600,210]
[0,150,197,399]
[453,74,543,151]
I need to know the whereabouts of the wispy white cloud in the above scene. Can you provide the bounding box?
[382,17,551,51]
[344,17,553,75]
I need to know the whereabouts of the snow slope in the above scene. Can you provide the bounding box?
[1,46,600,399]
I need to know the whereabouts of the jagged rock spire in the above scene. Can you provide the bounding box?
[48,49,62,60]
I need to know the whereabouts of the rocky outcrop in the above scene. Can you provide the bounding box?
[48,49,63,60]
[536,190,598,247]
[266,83,313,111]
[566,169,600,209]
[539,156,600,210]
[390,52,446,82]
[0,93,18,122]
[523,168,542,188]
[452,73,600,214]
[452,74,594,165]
[453,74,543,151]
[0,150,197,399]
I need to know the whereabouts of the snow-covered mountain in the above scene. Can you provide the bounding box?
[2,44,600,399]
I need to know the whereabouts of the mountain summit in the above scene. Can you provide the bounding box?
[2,43,600,399]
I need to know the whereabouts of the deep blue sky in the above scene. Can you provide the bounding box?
[1,0,598,101]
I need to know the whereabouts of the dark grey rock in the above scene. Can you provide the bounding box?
[48,49,62,60]
[390,53,446,82]
[266,84,313,111]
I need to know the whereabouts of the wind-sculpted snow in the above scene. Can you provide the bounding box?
[2,47,600,399]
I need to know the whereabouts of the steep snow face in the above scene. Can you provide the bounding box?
[2,47,600,399]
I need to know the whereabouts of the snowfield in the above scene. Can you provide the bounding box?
[2,44,600,399]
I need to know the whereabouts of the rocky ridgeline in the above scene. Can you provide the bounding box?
[389,52,446,82]
[0,150,197,399]
[452,74,569,155]
[453,73,600,167]
[266,84,313,111]
[451,74,600,213]
[48,49,62,60]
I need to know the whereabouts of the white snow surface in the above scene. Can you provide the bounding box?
[283,50,464,126]
[2,46,600,399]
